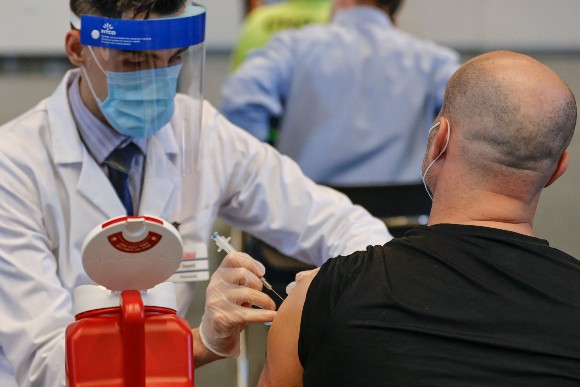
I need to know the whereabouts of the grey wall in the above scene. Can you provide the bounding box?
[1,0,580,54]
[0,0,243,55]
[397,0,580,52]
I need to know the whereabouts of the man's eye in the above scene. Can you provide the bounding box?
[121,51,146,62]
[128,55,146,63]
[169,54,183,66]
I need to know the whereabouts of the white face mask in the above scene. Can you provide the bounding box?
[421,119,451,200]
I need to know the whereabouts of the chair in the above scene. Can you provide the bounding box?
[331,183,432,237]
[242,183,432,306]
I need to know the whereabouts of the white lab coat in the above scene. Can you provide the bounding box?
[0,69,390,386]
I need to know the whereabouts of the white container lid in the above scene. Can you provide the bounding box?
[81,215,183,291]
[73,282,178,316]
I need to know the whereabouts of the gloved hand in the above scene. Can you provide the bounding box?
[285,268,320,295]
[199,251,277,357]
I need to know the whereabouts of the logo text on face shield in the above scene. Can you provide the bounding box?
[80,9,205,50]
[101,22,117,35]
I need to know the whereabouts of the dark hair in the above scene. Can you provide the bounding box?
[70,0,186,19]
[377,0,403,15]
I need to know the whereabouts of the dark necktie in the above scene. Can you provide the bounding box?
[105,143,139,216]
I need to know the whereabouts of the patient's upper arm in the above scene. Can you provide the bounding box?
[257,270,318,387]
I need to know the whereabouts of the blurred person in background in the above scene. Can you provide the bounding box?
[231,0,331,71]
[221,0,460,186]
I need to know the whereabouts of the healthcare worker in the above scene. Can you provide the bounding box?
[0,0,390,385]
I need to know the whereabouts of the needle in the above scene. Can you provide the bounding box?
[211,232,285,302]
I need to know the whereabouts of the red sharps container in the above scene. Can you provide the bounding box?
[66,216,194,386]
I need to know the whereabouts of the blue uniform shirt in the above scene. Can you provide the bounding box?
[221,7,460,185]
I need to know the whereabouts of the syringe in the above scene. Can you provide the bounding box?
[211,232,285,302]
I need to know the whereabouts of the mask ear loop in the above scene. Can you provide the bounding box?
[86,46,107,74]
[70,12,107,99]
[80,46,108,106]
[421,118,451,200]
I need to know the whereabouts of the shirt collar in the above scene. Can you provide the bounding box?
[333,6,393,28]
[67,72,146,164]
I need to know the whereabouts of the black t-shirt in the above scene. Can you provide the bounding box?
[299,225,580,386]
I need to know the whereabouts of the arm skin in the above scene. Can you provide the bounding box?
[257,269,320,387]
[192,328,225,366]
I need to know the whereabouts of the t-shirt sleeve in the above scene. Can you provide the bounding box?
[298,247,370,367]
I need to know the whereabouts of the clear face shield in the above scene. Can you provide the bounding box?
[71,2,205,176]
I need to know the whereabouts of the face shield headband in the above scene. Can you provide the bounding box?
[70,5,205,51]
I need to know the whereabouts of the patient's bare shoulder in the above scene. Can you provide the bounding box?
[257,269,320,387]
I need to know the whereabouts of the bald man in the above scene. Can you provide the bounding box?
[258,51,579,386]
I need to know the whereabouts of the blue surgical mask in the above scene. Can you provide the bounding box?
[421,120,451,200]
[84,48,181,139]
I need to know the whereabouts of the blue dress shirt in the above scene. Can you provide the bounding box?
[221,7,460,185]
[68,73,146,213]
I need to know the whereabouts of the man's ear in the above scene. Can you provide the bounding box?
[544,151,569,188]
[65,30,84,67]
[426,117,450,163]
